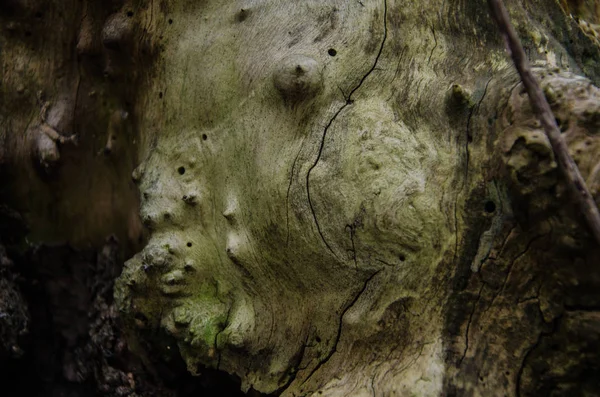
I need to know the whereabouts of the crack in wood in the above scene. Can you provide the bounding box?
[498,234,545,297]
[485,233,545,315]
[514,315,561,397]
[285,138,305,246]
[305,0,388,259]
[345,224,358,268]
[299,268,383,387]
[428,24,438,65]
[458,282,485,366]
[274,328,313,395]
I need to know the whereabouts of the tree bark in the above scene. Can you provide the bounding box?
[1,1,599,396]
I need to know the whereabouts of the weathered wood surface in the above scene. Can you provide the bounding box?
[1,1,599,396]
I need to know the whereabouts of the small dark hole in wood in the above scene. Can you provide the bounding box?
[187,242,192,247]
[159,92,163,99]
[328,48,337,56]
[399,254,406,262]
[484,201,496,213]
[126,11,133,17]
[315,336,321,343]
[168,18,173,24]
[236,9,249,22]
[178,166,185,175]
[202,134,208,141]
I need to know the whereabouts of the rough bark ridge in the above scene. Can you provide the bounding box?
[1,0,600,396]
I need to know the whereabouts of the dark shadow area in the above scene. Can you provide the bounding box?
[0,233,264,397]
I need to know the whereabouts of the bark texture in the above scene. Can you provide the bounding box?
[1,0,600,396]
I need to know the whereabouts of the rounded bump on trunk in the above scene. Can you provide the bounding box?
[31,127,60,176]
[449,84,474,108]
[273,54,323,103]
[102,13,132,51]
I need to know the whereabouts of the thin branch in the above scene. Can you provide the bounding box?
[488,0,600,246]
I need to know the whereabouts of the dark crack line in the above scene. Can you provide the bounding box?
[337,84,348,99]
[511,274,539,303]
[346,224,358,268]
[346,0,388,102]
[306,0,387,259]
[487,233,546,312]
[497,80,522,117]
[458,282,485,366]
[267,300,276,345]
[452,194,460,269]
[494,224,517,260]
[517,295,540,305]
[428,24,438,65]
[273,329,312,395]
[452,77,493,268]
[375,258,397,267]
[515,316,560,397]
[515,333,542,397]
[386,46,407,102]
[300,269,383,386]
[498,234,545,295]
[306,105,347,259]
[369,373,377,397]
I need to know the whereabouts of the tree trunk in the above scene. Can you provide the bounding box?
[1,0,599,396]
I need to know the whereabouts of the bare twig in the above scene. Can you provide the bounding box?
[488,0,600,246]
